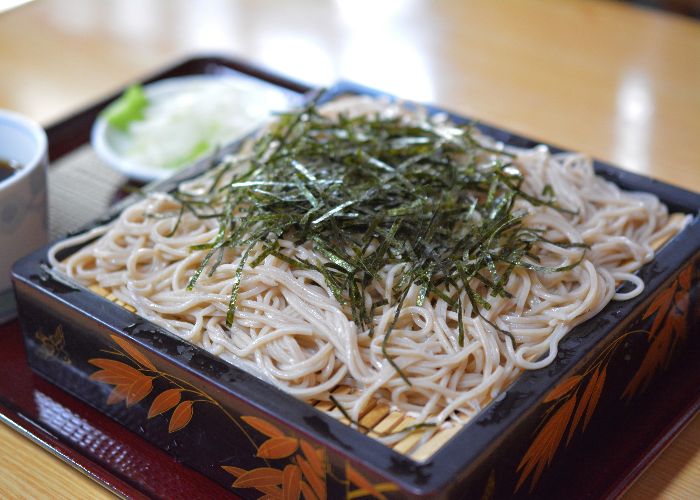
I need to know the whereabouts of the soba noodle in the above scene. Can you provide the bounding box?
[49,96,687,433]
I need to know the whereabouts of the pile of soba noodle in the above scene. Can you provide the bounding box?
[50,96,687,435]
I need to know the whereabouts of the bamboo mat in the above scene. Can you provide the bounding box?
[48,145,128,240]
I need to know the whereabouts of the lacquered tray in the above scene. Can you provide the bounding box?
[2,55,699,499]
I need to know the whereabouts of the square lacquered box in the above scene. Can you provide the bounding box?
[11,64,700,499]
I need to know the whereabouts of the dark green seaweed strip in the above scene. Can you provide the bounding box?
[171,92,584,384]
[225,243,255,328]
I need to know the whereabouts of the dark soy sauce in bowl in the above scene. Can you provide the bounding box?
[0,159,22,182]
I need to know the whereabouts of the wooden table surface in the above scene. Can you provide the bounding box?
[1,0,699,497]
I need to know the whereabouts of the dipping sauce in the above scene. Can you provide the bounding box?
[0,159,22,183]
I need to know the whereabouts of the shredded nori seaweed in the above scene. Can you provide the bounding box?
[180,92,584,383]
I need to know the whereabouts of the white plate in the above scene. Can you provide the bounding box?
[91,75,294,182]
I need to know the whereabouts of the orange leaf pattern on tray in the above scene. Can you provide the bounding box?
[242,415,286,439]
[89,336,202,433]
[296,455,326,500]
[257,437,299,459]
[234,467,285,488]
[282,464,302,500]
[168,400,194,433]
[110,334,157,371]
[623,265,692,399]
[221,415,400,499]
[516,264,695,494]
[126,375,153,407]
[148,388,182,418]
[106,385,128,405]
[299,481,317,500]
[88,336,397,497]
[566,374,594,445]
[300,440,324,478]
[89,358,142,382]
[542,375,581,403]
[641,287,674,338]
[584,368,606,430]
[90,368,136,386]
[516,395,577,493]
[89,336,396,498]
[89,356,154,407]
[222,465,246,479]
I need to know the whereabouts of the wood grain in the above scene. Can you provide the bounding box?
[0,0,698,497]
[0,422,113,499]
[623,413,700,499]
